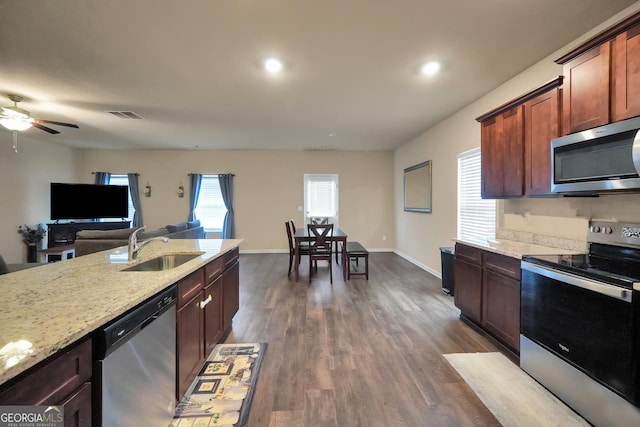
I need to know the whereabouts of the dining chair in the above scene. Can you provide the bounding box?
[310,217,329,225]
[285,220,309,276]
[307,223,334,283]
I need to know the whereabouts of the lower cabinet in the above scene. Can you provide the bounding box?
[453,257,483,323]
[176,247,240,399]
[454,243,521,353]
[0,337,93,427]
[177,274,205,399]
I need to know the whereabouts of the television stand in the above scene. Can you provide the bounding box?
[47,221,130,248]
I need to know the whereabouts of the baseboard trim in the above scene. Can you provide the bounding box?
[393,249,441,279]
[236,248,438,277]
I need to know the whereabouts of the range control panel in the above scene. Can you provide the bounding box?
[589,221,640,248]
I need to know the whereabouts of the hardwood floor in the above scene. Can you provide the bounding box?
[226,253,504,427]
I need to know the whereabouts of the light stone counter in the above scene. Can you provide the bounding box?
[454,237,584,259]
[0,238,242,386]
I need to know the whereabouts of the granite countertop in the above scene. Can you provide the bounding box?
[0,238,242,386]
[454,237,584,259]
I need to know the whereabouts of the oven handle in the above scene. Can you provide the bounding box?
[521,261,633,302]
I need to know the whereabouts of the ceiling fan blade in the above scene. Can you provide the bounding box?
[34,119,79,128]
[32,123,60,134]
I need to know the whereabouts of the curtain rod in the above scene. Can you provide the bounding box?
[188,173,235,176]
[92,172,140,176]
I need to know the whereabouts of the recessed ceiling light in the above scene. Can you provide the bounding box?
[264,58,284,74]
[420,61,441,76]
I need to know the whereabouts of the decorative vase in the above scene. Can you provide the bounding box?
[26,243,38,263]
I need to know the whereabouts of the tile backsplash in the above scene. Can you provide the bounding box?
[498,213,589,252]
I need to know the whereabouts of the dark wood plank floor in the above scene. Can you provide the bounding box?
[226,253,504,427]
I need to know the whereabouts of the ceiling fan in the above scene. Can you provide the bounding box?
[0,94,79,153]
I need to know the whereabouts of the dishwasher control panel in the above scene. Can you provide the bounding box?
[95,285,177,356]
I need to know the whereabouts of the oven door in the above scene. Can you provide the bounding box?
[521,261,637,403]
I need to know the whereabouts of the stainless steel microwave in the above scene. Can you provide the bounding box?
[551,116,640,193]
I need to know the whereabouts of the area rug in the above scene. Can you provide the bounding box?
[444,352,589,427]
[170,343,267,427]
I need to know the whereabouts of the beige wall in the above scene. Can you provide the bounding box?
[77,149,395,252]
[0,134,80,263]
[394,3,640,277]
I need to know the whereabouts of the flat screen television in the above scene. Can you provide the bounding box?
[50,183,129,220]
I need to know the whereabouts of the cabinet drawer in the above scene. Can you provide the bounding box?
[484,252,521,280]
[223,246,239,269]
[454,243,483,264]
[177,269,205,308]
[0,337,92,405]
[205,258,224,284]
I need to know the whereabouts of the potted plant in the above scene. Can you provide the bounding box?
[18,224,47,262]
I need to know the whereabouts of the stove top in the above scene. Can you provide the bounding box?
[522,252,640,289]
[522,221,640,289]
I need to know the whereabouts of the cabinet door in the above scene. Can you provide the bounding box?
[480,107,523,198]
[203,277,224,357]
[480,117,503,199]
[562,43,611,134]
[177,294,204,399]
[524,87,560,196]
[222,261,240,329]
[501,107,524,197]
[612,24,640,122]
[482,269,521,352]
[453,257,483,324]
[59,382,91,427]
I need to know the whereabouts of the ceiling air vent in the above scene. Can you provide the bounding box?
[107,111,144,119]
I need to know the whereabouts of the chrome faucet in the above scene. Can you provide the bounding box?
[128,227,170,261]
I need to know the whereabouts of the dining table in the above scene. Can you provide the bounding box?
[294,227,348,282]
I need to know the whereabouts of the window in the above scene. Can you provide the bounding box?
[304,174,339,225]
[457,148,496,240]
[195,175,227,232]
[107,175,134,222]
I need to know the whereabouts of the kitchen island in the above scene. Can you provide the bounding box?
[0,238,242,387]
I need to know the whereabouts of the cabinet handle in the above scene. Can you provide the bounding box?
[200,294,212,309]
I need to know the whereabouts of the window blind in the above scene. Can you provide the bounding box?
[306,175,337,217]
[195,175,226,232]
[457,148,496,240]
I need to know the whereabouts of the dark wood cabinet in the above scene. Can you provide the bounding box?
[612,23,640,122]
[454,243,521,353]
[176,247,240,399]
[477,77,562,199]
[480,106,524,198]
[556,11,640,134]
[482,252,521,351]
[524,86,561,196]
[0,338,92,426]
[177,290,204,399]
[560,43,611,134]
[454,257,483,324]
[222,261,240,328]
[203,275,224,356]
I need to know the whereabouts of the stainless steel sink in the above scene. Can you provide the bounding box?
[122,252,205,272]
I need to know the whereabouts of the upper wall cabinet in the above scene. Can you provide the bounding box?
[556,12,640,135]
[476,77,562,199]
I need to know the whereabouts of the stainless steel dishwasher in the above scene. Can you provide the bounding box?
[95,285,177,427]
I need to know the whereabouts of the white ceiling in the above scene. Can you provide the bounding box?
[0,0,637,151]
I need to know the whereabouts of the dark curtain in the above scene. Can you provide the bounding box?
[94,172,110,185]
[188,173,203,221]
[219,173,235,239]
[127,173,143,227]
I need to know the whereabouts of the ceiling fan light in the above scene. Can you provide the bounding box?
[0,117,33,131]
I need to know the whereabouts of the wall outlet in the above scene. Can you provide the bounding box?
[382,234,387,241]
